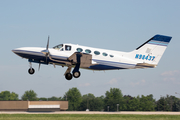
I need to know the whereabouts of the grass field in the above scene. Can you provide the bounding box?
[0,114,180,120]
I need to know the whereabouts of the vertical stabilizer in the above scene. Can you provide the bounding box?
[129,34,172,66]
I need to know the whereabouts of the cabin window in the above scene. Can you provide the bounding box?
[102,52,108,56]
[94,51,100,55]
[65,45,71,51]
[77,48,83,52]
[110,55,114,57]
[85,49,91,54]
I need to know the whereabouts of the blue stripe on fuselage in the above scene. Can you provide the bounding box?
[89,64,126,70]
[93,59,135,66]
[13,50,68,64]
[89,59,135,70]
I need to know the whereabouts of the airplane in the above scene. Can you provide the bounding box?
[12,34,172,80]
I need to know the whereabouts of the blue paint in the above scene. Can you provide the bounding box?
[89,64,126,70]
[139,54,142,59]
[142,55,145,60]
[145,56,149,60]
[93,59,136,66]
[148,56,152,61]
[135,54,139,59]
[148,41,168,46]
[72,53,82,73]
[153,35,172,43]
[135,54,155,61]
[152,56,156,61]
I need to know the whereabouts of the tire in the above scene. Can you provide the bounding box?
[73,71,81,78]
[28,68,35,75]
[65,73,73,80]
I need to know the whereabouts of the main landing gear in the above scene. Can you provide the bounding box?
[64,66,81,80]
[73,71,81,78]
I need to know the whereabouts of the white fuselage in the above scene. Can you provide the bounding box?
[12,43,138,70]
[12,34,172,80]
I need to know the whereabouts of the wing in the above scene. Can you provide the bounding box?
[68,52,94,68]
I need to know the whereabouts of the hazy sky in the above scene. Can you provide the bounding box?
[0,0,180,100]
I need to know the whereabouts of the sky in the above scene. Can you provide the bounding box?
[0,0,180,100]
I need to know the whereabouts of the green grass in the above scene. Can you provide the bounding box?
[0,114,180,120]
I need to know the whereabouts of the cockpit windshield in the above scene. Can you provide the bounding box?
[53,44,63,50]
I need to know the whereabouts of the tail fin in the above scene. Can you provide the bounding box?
[130,34,172,66]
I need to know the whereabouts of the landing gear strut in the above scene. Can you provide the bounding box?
[64,52,82,80]
[28,62,35,75]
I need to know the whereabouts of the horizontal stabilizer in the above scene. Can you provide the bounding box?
[135,63,157,68]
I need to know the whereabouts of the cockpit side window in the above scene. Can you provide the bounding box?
[53,44,63,50]
[65,45,71,51]
[60,48,64,51]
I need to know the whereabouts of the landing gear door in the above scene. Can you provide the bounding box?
[68,52,92,68]
[80,53,92,67]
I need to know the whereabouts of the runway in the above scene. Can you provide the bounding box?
[0,111,180,115]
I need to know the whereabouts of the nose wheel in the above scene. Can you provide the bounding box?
[28,68,35,75]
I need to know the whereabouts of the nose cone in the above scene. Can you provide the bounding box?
[12,47,45,59]
[12,48,19,54]
[12,48,23,57]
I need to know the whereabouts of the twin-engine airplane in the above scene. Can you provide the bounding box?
[12,35,172,80]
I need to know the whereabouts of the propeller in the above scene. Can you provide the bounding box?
[41,36,50,63]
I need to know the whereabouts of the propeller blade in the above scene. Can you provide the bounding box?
[38,63,41,71]
[46,36,49,50]
[41,36,50,64]
[45,36,50,63]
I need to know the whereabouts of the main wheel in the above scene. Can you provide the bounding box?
[28,68,35,75]
[73,71,81,78]
[65,73,73,80]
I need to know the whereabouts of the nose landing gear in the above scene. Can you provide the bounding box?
[28,62,35,75]
[28,68,35,74]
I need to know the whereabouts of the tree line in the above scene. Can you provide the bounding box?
[0,88,180,111]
